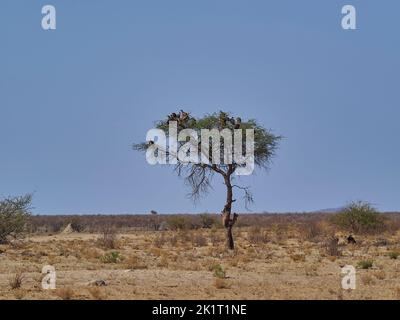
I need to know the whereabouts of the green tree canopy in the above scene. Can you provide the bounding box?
[134,110,281,249]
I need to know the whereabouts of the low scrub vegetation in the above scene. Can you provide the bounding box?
[1,210,400,299]
[330,201,386,234]
[388,251,400,260]
[9,272,24,290]
[100,251,122,263]
[211,264,226,279]
[166,216,190,230]
[98,226,118,249]
[0,194,32,244]
[357,260,374,269]
[25,209,400,236]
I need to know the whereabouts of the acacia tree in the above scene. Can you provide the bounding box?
[0,194,32,244]
[134,111,281,249]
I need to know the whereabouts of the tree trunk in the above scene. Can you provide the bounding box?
[226,225,234,249]
[221,176,238,250]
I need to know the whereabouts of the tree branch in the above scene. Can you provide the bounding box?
[233,184,254,210]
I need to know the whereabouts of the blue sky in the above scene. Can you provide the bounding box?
[0,0,399,214]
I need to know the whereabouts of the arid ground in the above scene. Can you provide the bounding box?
[1,214,400,300]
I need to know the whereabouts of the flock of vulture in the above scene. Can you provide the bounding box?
[166,110,242,130]
[167,109,189,123]
[147,110,244,147]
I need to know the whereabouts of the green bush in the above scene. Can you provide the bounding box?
[212,264,226,279]
[330,201,385,234]
[0,194,32,244]
[388,251,400,260]
[357,260,373,269]
[166,216,188,230]
[100,251,122,263]
[199,214,217,229]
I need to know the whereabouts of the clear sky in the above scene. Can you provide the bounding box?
[1,0,399,214]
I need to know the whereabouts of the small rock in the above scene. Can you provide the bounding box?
[91,280,107,287]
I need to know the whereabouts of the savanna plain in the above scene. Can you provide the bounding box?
[2,212,400,300]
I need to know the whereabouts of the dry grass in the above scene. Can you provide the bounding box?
[248,226,269,244]
[88,287,106,300]
[395,287,400,299]
[157,255,169,268]
[55,287,75,300]
[193,234,208,247]
[361,274,376,286]
[124,254,147,270]
[9,272,24,290]
[214,278,230,289]
[304,264,318,276]
[290,254,306,262]
[373,270,386,280]
[13,289,26,300]
[1,213,400,300]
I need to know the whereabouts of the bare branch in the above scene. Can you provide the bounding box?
[233,184,254,210]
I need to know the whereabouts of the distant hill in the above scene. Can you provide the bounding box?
[312,207,345,213]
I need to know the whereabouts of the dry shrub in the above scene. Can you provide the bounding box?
[13,289,26,300]
[238,255,252,264]
[373,270,386,280]
[157,255,169,268]
[214,278,230,289]
[290,254,306,262]
[325,236,341,256]
[271,224,287,244]
[193,233,207,247]
[28,212,400,234]
[124,254,147,270]
[300,221,323,242]
[150,247,163,257]
[168,234,178,247]
[228,256,240,267]
[210,229,221,246]
[8,240,27,249]
[361,274,376,286]
[88,287,106,300]
[83,247,102,260]
[385,216,400,235]
[178,230,191,242]
[153,234,167,248]
[327,255,337,262]
[9,272,24,290]
[247,226,269,244]
[98,226,118,249]
[55,287,75,300]
[304,264,318,276]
